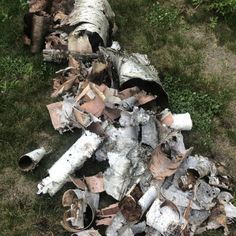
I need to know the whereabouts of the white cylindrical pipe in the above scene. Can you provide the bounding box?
[37,131,102,196]
[138,186,158,213]
[170,113,193,131]
[19,147,46,171]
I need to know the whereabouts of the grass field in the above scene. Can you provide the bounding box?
[0,0,235,235]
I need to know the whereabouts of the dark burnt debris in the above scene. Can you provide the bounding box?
[21,0,236,235]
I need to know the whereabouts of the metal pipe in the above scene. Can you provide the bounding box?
[19,147,46,171]
[37,131,102,196]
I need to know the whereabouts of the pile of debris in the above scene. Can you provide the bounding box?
[21,0,236,235]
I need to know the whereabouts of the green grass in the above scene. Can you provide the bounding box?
[0,0,235,235]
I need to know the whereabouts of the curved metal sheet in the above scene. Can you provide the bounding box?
[66,0,115,46]
[100,48,169,109]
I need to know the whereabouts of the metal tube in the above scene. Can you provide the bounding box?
[37,131,102,196]
[19,147,46,172]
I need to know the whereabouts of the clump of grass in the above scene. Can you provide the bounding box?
[190,0,236,16]
[147,2,180,30]
[163,76,222,150]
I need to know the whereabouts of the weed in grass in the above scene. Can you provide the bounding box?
[147,2,180,30]
[163,76,222,151]
[190,0,236,16]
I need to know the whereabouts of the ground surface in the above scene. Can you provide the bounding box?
[0,0,235,235]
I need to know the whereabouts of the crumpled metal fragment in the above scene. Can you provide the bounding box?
[149,136,192,181]
[71,228,101,236]
[96,203,119,226]
[146,199,181,235]
[195,180,220,210]
[186,155,217,178]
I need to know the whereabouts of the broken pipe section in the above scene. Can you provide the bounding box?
[37,131,102,196]
[19,147,46,172]
[61,189,99,233]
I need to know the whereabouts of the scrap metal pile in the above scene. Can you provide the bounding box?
[22,0,236,235]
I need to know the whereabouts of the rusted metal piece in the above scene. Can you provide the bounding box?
[31,13,50,53]
[84,173,104,193]
[119,185,143,222]
[96,203,119,226]
[149,144,188,181]
[71,229,101,236]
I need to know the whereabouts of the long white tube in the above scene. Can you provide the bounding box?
[37,131,102,196]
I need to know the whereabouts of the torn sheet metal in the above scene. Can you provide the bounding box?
[28,0,48,13]
[196,202,229,235]
[141,116,159,149]
[218,192,236,219]
[84,173,104,193]
[103,122,142,200]
[186,155,217,178]
[45,31,68,50]
[188,209,211,235]
[110,41,121,51]
[46,102,64,131]
[195,180,220,210]
[68,34,93,53]
[196,180,220,210]
[149,144,187,181]
[37,131,102,196]
[43,48,69,63]
[100,48,168,109]
[104,152,132,201]
[96,203,119,226]
[70,173,104,193]
[106,212,127,236]
[160,109,174,127]
[62,189,99,232]
[69,175,87,190]
[73,108,94,128]
[75,83,105,118]
[162,184,202,210]
[71,228,101,236]
[51,76,77,97]
[147,199,181,235]
[131,221,146,235]
[119,184,143,222]
[47,96,82,134]
[208,175,232,190]
[145,227,162,236]
[163,131,193,158]
[18,147,46,171]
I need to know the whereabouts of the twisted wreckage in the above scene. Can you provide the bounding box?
[22,0,236,235]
